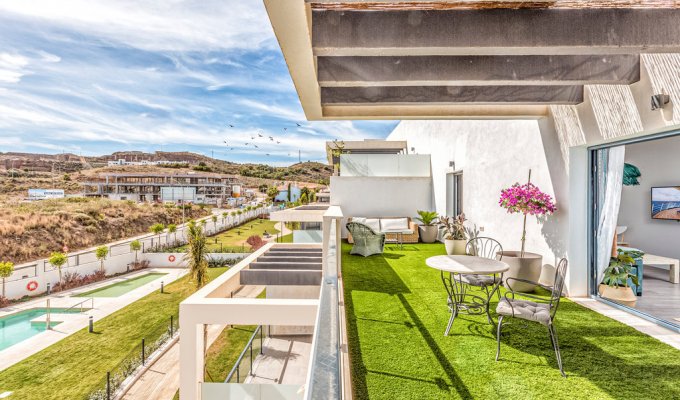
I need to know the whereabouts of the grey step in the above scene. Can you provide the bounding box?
[264,252,322,257]
[268,248,321,253]
[240,270,322,286]
[257,256,323,263]
[250,262,322,271]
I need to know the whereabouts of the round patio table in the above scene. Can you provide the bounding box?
[426,255,509,336]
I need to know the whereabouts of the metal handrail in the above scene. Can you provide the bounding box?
[224,325,264,383]
[64,297,94,313]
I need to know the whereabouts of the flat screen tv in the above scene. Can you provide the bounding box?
[651,187,680,221]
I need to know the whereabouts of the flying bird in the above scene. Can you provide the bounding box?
[276,141,280,144]
[245,142,249,145]
[251,135,255,139]
[258,133,263,137]
[269,136,274,141]
[254,145,259,148]
[228,124,234,128]
[230,148,234,150]
[283,128,287,131]
[223,140,228,144]
[266,153,270,156]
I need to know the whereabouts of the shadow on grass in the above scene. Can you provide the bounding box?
[397,293,473,399]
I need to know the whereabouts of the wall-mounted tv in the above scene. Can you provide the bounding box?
[651,187,680,221]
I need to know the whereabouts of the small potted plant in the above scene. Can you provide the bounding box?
[598,250,640,307]
[438,214,467,255]
[415,210,439,243]
[498,170,556,292]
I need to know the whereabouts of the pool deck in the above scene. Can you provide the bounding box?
[0,268,187,372]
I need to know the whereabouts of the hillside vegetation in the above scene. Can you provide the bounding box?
[0,197,208,264]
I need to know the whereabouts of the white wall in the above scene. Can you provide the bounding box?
[340,154,431,177]
[388,120,569,267]
[618,135,680,260]
[330,176,434,219]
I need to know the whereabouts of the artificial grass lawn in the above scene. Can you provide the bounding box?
[342,242,680,400]
[174,219,283,252]
[0,267,229,400]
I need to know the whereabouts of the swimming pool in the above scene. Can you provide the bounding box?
[75,272,167,298]
[0,308,84,351]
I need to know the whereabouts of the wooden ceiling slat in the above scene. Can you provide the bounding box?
[309,1,680,11]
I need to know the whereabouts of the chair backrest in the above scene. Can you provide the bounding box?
[346,222,378,238]
[550,258,569,318]
[466,237,503,261]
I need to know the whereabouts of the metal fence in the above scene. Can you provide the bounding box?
[87,314,180,400]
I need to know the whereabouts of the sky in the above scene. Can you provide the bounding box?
[0,0,398,165]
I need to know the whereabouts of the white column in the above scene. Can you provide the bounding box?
[179,309,205,400]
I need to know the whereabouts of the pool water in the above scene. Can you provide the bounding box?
[75,273,167,298]
[0,308,83,351]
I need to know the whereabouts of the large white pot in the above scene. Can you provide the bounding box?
[445,239,467,255]
[598,284,637,307]
[418,225,438,243]
[500,251,543,292]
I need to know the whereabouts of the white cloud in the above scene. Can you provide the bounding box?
[0,0,276,52]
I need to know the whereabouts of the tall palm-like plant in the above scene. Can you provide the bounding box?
[48,252,67,289]
[0,261,14,299]
[211,215,218,231]
[230,211,237,226]
[167,224,178,245]
[184,220,208,289]
[95,245,108,273]
[221,211,228,225]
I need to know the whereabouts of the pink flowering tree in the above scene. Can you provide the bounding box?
[499,171,556,257]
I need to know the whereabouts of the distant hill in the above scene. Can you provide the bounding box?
[0,151,332,188]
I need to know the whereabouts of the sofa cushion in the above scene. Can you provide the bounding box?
[353,217,381,233]
[380,218,410,231]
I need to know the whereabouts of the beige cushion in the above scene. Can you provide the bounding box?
[353,217,380,233]
[380,218,409,231]
[496,298,552,326]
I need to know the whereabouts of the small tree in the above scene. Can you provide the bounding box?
[167,224,178,245]
[221,211,228,225]
[237,210,243,223]
[149,223,165,249]
[49,252,68,288]
[211,215,218,231]
[266,186,279,202]
[287,182,292,202]
[95,245,109,273]
[0,261,14,299]
[130,240,142,263]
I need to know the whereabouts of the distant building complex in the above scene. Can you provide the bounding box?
[106,159,188,167]
[81,173,243,205]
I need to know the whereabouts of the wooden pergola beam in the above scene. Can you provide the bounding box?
[309,1,680,11]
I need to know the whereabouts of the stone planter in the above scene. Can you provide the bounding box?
[598,284,637,307]
[418,225,438,243]
[445,239,467,255]
[500,251,543,292]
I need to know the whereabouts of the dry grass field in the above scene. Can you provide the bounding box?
[0,196,208,264]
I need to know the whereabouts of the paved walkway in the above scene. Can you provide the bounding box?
[122,285,265,400]
[246,335,312,386]
[0,268,186,371]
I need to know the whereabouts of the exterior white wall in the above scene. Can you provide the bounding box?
[339,154,431,177]
[388,120,568,269]
[330,176,433,218]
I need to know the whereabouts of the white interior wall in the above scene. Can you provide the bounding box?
[388,120,568,267]
[618,135,680,260]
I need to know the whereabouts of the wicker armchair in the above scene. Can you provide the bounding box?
[346,222,386,257]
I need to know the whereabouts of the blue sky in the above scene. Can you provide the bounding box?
[0,1,398,165]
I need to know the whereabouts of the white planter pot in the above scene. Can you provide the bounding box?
[445,239,467,255]
[418,225,438,243]
[500,251,543,292]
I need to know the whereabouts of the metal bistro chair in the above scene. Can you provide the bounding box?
[495,258,569,377]
[462,237,504,298]
[346,222,386,257]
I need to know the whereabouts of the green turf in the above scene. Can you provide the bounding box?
[0,267,229,400]
[342,242,680,400]
[74,272,167,297]
[173,219,283,252]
